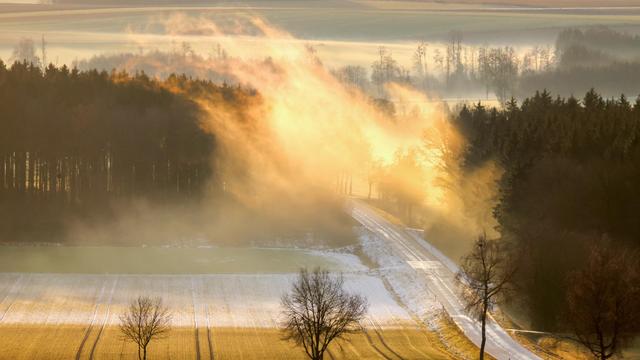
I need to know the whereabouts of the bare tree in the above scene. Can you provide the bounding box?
[11,38,40,67]
[565,241,640,360]
[413,41,429,91]
[40,35,47,71]
[120,296,172,360]
[281,268,368,360]
[457,234,516,360]
[333,65,367,91]
[371,46,402,97]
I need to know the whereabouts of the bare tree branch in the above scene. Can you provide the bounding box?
[119,296,172,360]
[457,233,517,360]
[565,241,640,360]
[281,268,368,360]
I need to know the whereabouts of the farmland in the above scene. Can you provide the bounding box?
[0,212,539,359]
[0,325,455,359]
[0,246,363,274]
[0,244,457,359]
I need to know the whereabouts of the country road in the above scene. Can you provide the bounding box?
[350,200,540,360]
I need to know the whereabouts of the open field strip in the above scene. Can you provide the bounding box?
[49,273,412,328]
[0,325,454,360]
[0,272,455,359]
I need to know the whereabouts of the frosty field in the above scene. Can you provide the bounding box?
[0,245,363,274]
[0,273,451,359]
[0,244,455,359]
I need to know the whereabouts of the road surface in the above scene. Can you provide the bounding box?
[350,200,540,360]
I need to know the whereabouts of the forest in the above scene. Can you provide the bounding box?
[0,61,234,242]
[455,90,640,330]
[0,61,353,245]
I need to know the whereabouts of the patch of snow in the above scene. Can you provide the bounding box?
[0,272,412,329]
[356,227,443,327]
[305,248,368,272]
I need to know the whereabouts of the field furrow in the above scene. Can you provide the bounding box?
[0,272,455,359]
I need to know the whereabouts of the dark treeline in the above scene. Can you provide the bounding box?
[0,61,353,246]
[519,61,640,99]
[456,90,640,330]
[519,27,640,97]
[0,61,230,241]
[556,26,640,63]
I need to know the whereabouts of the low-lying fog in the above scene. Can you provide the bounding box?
[2,0,640,69]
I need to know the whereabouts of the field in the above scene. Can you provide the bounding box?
[0,246,363,274]
[0,325,455,360]
[0,221,487,359]
[0,272,454,359]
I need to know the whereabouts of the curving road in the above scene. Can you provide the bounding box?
[350,200,540,360]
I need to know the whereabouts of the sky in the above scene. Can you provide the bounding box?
[2,0,640,69]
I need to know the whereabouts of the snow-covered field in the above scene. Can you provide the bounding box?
[0,245,368,274]
[0,271,415,329]
[0,224,453,332]
[0,229,478,360]
[0,231,464,359]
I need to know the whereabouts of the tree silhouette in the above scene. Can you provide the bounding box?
[566,241,640,360]
[120,296,172,360]
[457,234,516,360]
[281,268,368,360]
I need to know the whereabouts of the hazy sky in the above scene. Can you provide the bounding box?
[1,1,640,68]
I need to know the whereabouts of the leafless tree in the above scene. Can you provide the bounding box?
[565,241,640,360]
[120,296,172,360]
[281,268,368,360]
[40,35,47,71]
[413,41,429,91]
[11,38,40,67]
[457,233,517,360]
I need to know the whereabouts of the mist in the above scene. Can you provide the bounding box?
[10,8,640,256]
[1,12,503,254]
[4,2,640,359]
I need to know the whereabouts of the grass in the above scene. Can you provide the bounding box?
[436,310,495,360]
[0,325,457,359]
[0,324,87,360]
[490,299,640,359]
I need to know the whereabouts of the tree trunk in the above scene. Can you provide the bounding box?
[480,304,487,360]
[143,345,147,360]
